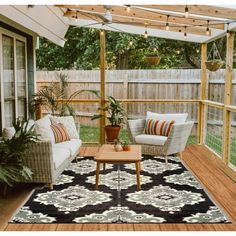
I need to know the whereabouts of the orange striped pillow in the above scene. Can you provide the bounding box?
[144,119,175,137]
[50,123,70,143]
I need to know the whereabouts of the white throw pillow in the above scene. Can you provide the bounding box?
[34,115,55,143]
[146,111,188,123]
[2,127,15,140]
[50,116,79,139]
[2,120,35,140]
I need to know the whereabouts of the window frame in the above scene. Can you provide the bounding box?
[0,27,28,130]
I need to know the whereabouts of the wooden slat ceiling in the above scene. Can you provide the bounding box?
[57,5,236,40]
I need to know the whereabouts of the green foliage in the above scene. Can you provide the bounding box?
[31,72,99,116]
[0,119,38,186]
[92,96,126,127]
[36,27,206,70]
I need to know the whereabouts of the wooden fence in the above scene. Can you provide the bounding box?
[36,69,236,135]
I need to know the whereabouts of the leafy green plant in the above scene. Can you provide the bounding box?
[31,72,99,116]
[92,96,126,127]
[0,119,39,186]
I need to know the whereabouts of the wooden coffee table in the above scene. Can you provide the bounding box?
[95,144,142,191]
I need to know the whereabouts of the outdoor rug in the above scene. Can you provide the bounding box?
[10,155,230,223]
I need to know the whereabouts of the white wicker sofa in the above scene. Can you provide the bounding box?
[2,115,82,189]
[128,112,194,164]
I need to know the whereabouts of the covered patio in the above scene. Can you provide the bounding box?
[1,4,236,231]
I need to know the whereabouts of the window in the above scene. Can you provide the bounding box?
[0,29,27,133]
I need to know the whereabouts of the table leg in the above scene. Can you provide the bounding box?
[103,163,106,170]
[135,161,141,191]
[95,161,100,190]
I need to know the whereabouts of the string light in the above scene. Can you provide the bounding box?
[153,47,157,52]
[226,22,230,37]
[75,12,78,22]
[100,29,104,36]
[184,26,187,39]
[126,5,131,13]
[166,15,170,31]
[185,5,189,18]
[176,49,181,54]
[196,48,200,53]
[144,26,148,38]
[206,20,210,36]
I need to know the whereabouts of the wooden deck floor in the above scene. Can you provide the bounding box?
[1,144,236,231]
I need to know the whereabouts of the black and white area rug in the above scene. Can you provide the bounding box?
[10,155,230,224]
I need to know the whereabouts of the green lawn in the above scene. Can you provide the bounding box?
[80,125,236,167]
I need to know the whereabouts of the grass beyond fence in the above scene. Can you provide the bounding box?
[80,125,197,144]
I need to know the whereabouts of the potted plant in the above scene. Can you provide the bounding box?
[113,139,123,152]
[0,119,38,195]
[92,96,127,142]
[121,140,131,151]
[31,72,99,119]
[145,52,161,65]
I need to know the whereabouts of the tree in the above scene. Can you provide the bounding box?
[38,26,230,70]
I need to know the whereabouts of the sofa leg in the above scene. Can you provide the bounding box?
[47,183,53,190]
[165,156,168,168]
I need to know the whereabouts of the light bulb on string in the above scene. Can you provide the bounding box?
[206,20,210,36]
[144,25,148,39]
[126,5,131,13]
[184,26,187,40]
[166,15,170,31]
[226,23,230,37]
[185,5,189,18]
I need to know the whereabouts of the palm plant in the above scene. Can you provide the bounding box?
[31,72,99,117]
[0,119,39,186]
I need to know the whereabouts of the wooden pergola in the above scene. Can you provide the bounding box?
[44,5,236,170]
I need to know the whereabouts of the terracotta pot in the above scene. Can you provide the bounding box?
[105,125,121,142]
[122,145,131,151]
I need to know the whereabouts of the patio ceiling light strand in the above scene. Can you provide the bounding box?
[184,26,187,39]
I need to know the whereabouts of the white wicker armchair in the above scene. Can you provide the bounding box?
[128,119,194,165]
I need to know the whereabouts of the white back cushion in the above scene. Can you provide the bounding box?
[34,115,55,143]
[50,116,79,139]
[147,111,188,123]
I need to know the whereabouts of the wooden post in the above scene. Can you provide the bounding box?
[99,30,106,144]
[123,73,129,128]
[198,43,208,144]
[223,32,234,164]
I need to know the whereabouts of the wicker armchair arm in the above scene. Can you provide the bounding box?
[22,141,54,182]
[127,119,146,143]
[166,121,194,155]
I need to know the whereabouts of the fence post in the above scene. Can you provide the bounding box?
[223,32,234,164]
[123,73,129,128]
[199,43,208,145]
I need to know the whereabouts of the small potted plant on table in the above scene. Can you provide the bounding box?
[121,140,131,151]
[92,96,127,142]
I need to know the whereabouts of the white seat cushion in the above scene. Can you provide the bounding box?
[147,111,188,123]
[135,134,167,146]
[52,147,71,169]
[54,139,82,156]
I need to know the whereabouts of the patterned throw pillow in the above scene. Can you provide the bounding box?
[50,123,70,143]
[50,116,79,139]
[144,119,175,137]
